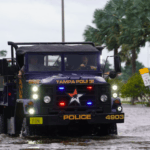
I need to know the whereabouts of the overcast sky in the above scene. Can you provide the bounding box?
[0,0,149,67]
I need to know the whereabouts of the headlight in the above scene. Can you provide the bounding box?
[113,93,117,98]
[32,86,38,92]
[117,106,122,112]
[112,85,117,90]
[28,108,35,114]
[44,96,51,103]
[100,95,107,102]
[33,94,38,100]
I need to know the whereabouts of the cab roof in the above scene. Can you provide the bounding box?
[16,44,99,55]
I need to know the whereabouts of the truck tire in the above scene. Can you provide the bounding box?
[20,118,37,137]
[20,118,30,137]
[108,123,117,135]
[0,114,7,134]
[97,123,117,136]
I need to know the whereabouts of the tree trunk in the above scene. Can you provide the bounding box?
[131,49,136,74]
[131,97,135,105]
[114,48,118,56]
[148,100,150,107]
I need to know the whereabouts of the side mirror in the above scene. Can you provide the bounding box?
[114,56,121,73]
[109,71,117,79]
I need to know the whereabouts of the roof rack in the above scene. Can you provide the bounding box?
[8,41,95,50]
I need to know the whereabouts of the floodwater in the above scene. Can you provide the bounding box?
[0,104,150,150]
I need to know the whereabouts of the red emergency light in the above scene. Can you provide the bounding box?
[59,101,66,107]
[87,86,93,90]
[8,92,12,96]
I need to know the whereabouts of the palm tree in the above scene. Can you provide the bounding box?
[0,50,7,57]
[84,0,150,74]
[119,0,150,74]
[83,0,125,56]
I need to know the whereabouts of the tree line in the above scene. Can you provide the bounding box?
[83,0,150,75]
[83,0,150,105]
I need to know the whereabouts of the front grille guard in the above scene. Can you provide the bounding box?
[40,83,111,112]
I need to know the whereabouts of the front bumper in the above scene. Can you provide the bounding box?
[26,113,124,126]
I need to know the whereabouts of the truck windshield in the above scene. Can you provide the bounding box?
[28,54,61,72]
[65,54,97,71]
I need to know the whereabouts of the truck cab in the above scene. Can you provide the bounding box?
[0,42,124,136]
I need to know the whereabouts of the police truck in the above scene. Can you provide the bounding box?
[0,41,124,136]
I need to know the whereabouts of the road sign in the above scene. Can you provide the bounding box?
[139,68,150,86]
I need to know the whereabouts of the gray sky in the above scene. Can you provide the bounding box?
[0,0,149,67]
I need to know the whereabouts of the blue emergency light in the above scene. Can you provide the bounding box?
[59,86,65,90]
[87,101,92,105]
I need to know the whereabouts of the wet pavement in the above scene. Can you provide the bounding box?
[0,104,150,150]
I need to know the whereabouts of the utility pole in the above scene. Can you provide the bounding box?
[61,0,65,42]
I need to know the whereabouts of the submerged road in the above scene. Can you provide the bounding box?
[0,104,149,150]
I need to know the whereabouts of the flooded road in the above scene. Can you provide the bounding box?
[0,104,150,150]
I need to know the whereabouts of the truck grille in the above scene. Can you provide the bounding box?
[56,85,96,108]
[40,84,111,113]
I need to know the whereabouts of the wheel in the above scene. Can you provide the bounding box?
[20,118,30,137]
[96,123,117,136]
[20,118,38,137]
[0,114,7,134]
[108,123,117,135]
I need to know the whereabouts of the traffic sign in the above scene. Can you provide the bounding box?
[139,68,150,86]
